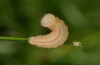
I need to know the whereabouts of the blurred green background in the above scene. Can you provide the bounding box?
[0,0,100,65]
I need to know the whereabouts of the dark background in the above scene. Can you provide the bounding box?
[0,0,100,65]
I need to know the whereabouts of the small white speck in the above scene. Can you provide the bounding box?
[73,41,82,47]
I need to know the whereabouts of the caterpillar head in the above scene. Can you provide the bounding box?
[41,13,56,27]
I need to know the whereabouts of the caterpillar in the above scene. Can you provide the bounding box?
[28,13,68,48]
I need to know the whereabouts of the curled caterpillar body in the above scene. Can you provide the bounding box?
[28,13,68,48]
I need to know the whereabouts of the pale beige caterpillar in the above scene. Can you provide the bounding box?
[28,13,68,48]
